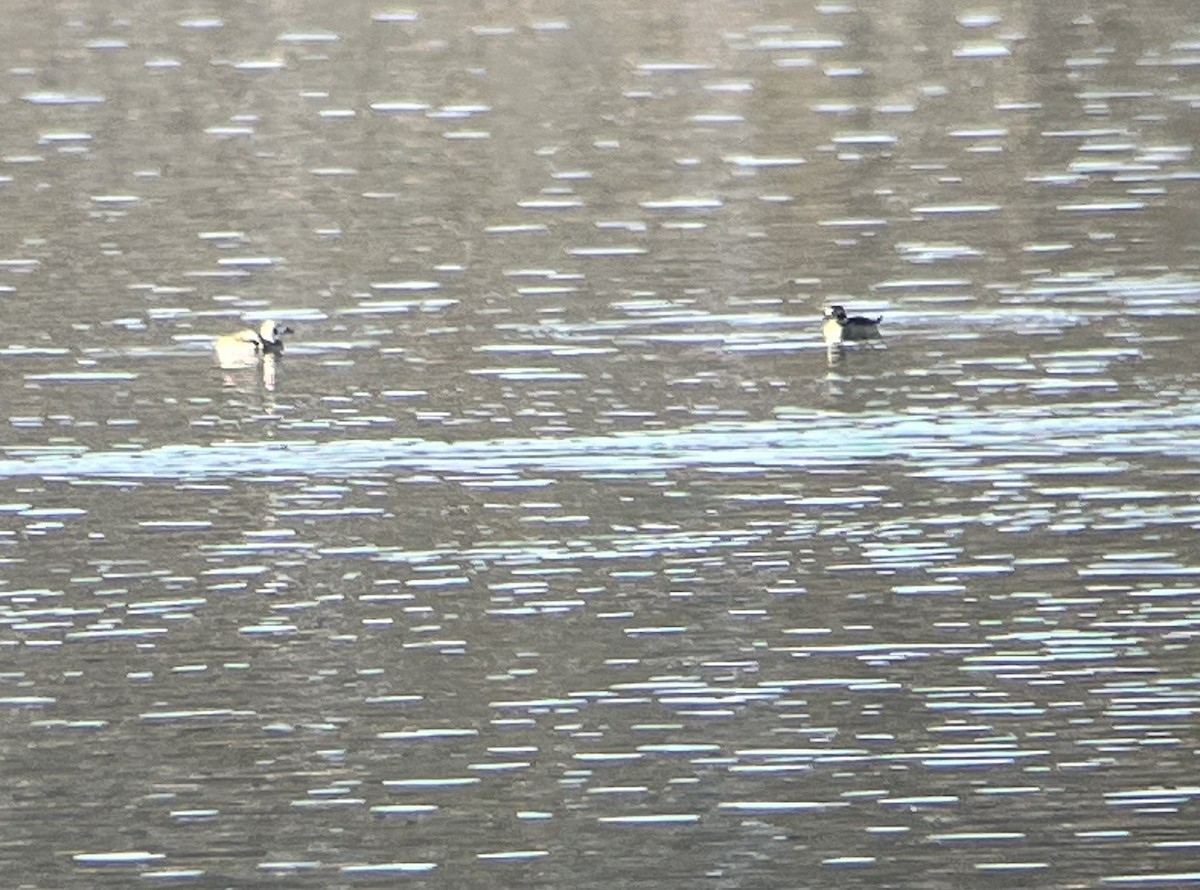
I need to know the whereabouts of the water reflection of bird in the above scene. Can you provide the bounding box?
[213,319,293,369]
[822,305,883,346]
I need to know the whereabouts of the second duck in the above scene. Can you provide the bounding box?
[823,305,883,346]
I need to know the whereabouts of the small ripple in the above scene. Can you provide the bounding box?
[73,851,165,864]
[1103,875,1200,886]
[340,862,437,874]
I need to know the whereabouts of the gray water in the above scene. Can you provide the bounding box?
[2,2,1200,888]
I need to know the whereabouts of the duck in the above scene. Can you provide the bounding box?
[213,319,293,369]
[822,305,883,346]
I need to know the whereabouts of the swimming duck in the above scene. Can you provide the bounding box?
[822,305,883,345]
[213,319,293,369]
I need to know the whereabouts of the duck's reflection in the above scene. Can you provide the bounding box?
[221,354,280,412]
[261,353,278,391]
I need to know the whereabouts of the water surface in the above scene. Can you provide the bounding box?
[2,2,1200,887]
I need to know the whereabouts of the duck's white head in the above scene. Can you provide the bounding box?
[258,319,293,343]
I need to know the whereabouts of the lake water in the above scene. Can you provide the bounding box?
[2,2,1200,887]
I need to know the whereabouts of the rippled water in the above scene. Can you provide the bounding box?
[2,2,1200,888]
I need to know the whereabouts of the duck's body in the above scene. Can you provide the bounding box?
[823,305,882,345]
[213,319,292,369]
